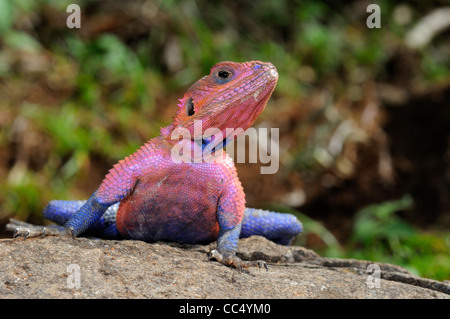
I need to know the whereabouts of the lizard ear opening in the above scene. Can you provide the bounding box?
[186,98,195,116]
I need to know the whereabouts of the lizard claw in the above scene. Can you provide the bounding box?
[256,260,269,271]
[209,249,241,269]
[7,218,74,239]
[13,227,29,239]
[209,249,268,271]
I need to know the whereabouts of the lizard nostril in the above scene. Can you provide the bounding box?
[253,64,262,70]
[253,62,277,77]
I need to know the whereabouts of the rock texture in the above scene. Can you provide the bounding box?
[0,235,448,299]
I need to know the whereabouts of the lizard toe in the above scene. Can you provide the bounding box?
[209,249,268,271]
[7,219,74,239]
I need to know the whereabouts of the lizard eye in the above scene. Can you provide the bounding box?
[186,98,195,116]
[214,68,234,84]
[218,70,230,79]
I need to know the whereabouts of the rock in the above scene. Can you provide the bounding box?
[0,235,448,299]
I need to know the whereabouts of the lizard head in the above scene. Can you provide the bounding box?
[161,61,278,150]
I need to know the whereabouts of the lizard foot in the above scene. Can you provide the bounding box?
[6,218,74,239]
[209,249,268,271]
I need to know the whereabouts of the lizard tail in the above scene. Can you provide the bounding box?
[240,208,303,245]
[43,200,121,239]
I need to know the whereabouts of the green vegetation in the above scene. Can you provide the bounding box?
[1,1,448,280]
[348,196,450,280]
[273,196,450,281]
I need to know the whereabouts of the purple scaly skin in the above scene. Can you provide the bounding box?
[8,61,302,269]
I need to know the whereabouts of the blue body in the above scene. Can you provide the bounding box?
[44,200,302,245]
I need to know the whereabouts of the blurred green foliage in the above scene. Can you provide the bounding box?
[273,196,450,281]
[348,196,450,280]
[0,0,449,280]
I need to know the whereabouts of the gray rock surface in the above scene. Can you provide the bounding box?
[0,235,448,298]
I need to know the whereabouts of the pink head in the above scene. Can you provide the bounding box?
[162,61,278,147]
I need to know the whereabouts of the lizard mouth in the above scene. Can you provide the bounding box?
[200,133,225,151]
[201,128,236,151]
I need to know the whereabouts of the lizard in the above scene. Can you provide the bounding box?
[7,61,303,269]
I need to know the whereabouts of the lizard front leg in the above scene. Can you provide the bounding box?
[209,222,242,268]
[8,191,108,238]
[209,222,268,271]
[7,218,72,238]
[10,147,144,239]
[9,190,114,238]
[208,174,268,270]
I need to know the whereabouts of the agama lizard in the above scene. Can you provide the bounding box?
[8,61,302,269]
